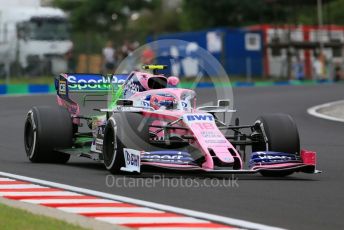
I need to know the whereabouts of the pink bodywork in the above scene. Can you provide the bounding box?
[56,74,81,125]
[130,71,179,89]
[130,71,152,90]
[300,149,317,166]
[130,88,243,170]
[167,76,180,86]
[129,87,316,172]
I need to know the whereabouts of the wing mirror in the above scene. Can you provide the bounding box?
[218,100,230,107]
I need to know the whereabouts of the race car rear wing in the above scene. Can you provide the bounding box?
[55,73,128,118]
[55,73,128,94]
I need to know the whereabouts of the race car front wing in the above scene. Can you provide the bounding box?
[120,149,321,175]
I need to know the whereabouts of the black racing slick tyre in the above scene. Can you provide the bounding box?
[103,112,151,174]
[24,106,72,163]
[254,113,300,155]
[102,117,125,174]
[253,114,300,177]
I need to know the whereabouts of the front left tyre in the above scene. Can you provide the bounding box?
[102,112,152,174]
[24,106,72,163]
[252,113,300,177]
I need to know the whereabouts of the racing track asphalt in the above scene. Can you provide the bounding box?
[1,84,344,230]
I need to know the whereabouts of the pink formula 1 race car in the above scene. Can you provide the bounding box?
[24,65,320,177]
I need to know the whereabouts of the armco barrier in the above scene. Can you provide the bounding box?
[0,80,337,96]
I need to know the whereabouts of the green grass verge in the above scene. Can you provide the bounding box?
[0,203,88,230]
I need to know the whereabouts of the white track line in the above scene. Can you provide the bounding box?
[58,207,163,214]
[96,216,208,224]
[21,199,118,204]
[0,171,285,230]
[307,100,344,122]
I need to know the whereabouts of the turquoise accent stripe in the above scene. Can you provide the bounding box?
[233,82,255,87]
[7,84,28,94]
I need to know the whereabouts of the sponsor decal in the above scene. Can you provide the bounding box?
[205,139,226,143]
[125,150,140,167]
[95,139,103,151]
[186,114,214,122]
[124,78,141,94]
[141,100,150,107]
[59,80,67,95]
[96,125,105,139]
[144,153,183,161]
[121,149,140,173]
[257,154,291,160]
[200,131,222,138]
[123,76,145,98]
[90,119,106,153]
[68,74,126,90]
[249,151,301,167]
[141,151,195,164]
[181,101,188,108]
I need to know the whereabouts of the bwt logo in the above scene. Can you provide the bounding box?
[187,114,214,121]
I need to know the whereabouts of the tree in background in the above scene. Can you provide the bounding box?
[316,0,344,24]
[180,0,289,30]
[53,0,161,59]
[180,0,340,30]
[54,0,159,34]
[53,0,343,54]
[54,0,343,41]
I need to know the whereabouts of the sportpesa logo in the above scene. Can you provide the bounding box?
[68,74,127,90]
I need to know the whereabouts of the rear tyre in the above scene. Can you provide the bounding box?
[24,106,72,163]
[252,114,300,177]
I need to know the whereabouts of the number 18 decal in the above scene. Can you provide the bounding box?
[195,123,215,130]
